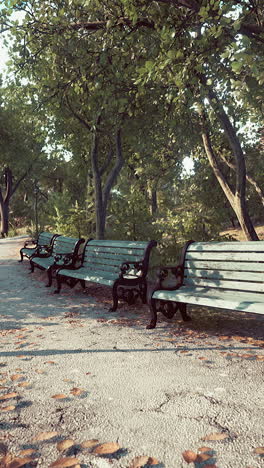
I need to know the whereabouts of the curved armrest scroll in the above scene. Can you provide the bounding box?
[155,264,183,290]
[119,261,144,278]
[54,252,75,266]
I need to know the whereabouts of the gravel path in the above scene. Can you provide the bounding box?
[0,236,264,468]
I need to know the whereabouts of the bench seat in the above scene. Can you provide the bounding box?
[57,267,140,286]
[149,240,264,329]
[153,286,264,314]
[55,239,157,311]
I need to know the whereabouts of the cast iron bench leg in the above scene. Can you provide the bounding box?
[54,275,62,294]
[179,303,191,321]
[109,283,118,312]
[46,267,53,287]
[141,281,147,304]
[147,298,157,329]
[18,250,23,262]
[30,260,35,273]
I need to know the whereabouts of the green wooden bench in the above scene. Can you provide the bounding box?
[55,239,157,311]
[19,232,59,262]
[148,240,264,329]
[30,235,85,287]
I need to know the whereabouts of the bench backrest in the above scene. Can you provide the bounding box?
[82,239,157,278]
[52,236,85,257]
[37,232,58,247]
[183,241,264,293]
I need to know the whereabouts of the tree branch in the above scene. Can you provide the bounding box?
[199,109,235,206]
[65,95,91,131]
[99,147,114,177]
[4,167,13,203]
[219,152,264,207]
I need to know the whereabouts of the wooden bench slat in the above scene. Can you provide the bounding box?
[185,269,264,283]
[186,251,264,262]
[84,252,143,263]
[85,245,145,256]
[80,263,119,274]
[88,240,149,249]
[83,257,126,268]
[185,260,264,272]
[58,268,116,286]
[188,241,264,252]
[152,286,264,314]
[38,233,55,244]
[184,276,264,292]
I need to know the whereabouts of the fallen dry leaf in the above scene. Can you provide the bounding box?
[18,382,30,388]
[0,392,18,401]
[182,450,197,463]
[92,442,120,455]
[10,374,23,382]
[202,432,228,441]
[51,394,67,399]
[80,439,99,449]
[33,431,58,441]
[70,388,84,396]
[0,405,16,412]
[253,447,264,455]
[57,440,75,452]
[49,457,80,467]
[197,453,212,462]
[129,456,159,467]
[0,453,13,466]
[7,457,33,468]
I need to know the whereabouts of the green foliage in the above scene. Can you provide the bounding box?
[46,192,88,237]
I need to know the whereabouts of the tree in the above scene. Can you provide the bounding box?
[0,84,48,236]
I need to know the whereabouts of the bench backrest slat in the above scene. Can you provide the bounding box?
[82,239,156,277]
[185,277,264,293]
[187,241,264,252]
[184,241,264,294]
[185,260,264,272]
[37,232,57,246]
[52,236,84,255]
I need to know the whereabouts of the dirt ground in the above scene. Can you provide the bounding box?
[0,237,264,468]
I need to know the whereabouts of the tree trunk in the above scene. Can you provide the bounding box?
[91,132,106,239]
[151,189,158,216]
[0,201,9,238]
[0,166,36,238]
[90,127,124,240]
[199,103,259,241]
[219,152,264,208]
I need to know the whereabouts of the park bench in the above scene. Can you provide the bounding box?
[55,239,157,311]
[19,231,59,262]
[148,240,264,329]
[30,235,85,287]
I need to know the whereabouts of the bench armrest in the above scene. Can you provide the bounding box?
[119,261,144,279]
[24,239,37,248]
[155,264,184,290]
[34,244,52,257]
[54,252,75,267]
